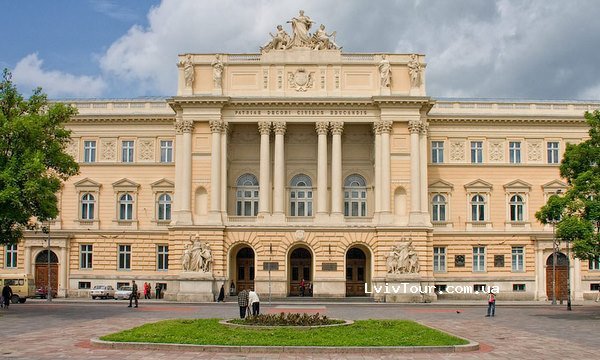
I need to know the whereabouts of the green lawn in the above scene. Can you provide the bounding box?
[100,319,468,347]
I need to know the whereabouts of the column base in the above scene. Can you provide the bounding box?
[256,212,271,224]
[315,213,330,224]
[171,210,193,225]
[271,212,286,224]
[207,211,223,224]
[329,212,344,224]
[378,211,394,225]
[408,212,429,226]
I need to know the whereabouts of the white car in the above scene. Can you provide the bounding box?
[90,285,115,299]
[114,286,140,300]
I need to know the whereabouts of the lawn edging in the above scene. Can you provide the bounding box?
[219,318,354,329]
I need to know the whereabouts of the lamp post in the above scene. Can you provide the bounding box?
[42,223,52,302]
[566,239,572,311]
[268,243,272,305]
[551,220,558,305]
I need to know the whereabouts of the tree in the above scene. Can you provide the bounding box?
[535,110,600,261]
[0,69,79,245]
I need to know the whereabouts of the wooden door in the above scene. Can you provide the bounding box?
[546,266,568,301]
[35,264,58,294]
[236,258,255,293]
[289,258,311,296]
[346,258,366,296]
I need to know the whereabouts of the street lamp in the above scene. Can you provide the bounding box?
[566,238,572,311]
[551,219,559,305]
[42,223,52,302]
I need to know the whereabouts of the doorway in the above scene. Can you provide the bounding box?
[234,247,255,294]
[289,247,312,296]
[346,247,367,296]
[545,252,568,301]
[35,250,59,296]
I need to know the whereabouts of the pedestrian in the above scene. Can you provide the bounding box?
[217,284,225,302]
[147,282,152,299]
[485,290,496,317]
[2,283,13,309]
[249,289,260,316]
[300,278,305,297]
[155,283,161,299]
[143,282,149,299]
[237,288,249,319]
[128,280,139,308]
[595,287,600,302]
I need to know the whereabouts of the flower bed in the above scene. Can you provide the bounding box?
[229,312,344,326]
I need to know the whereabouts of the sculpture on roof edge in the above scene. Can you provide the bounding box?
[180,54,194,88]
[408,54,422,88]
[379,54,391,88]
[261,10,341,52]
[211,54,224,89]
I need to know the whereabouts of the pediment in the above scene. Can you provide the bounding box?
[503,179,532,191]
[542,179,567,192]
[151,178,175,189]
[73,178,101,188]
[112,178,140,189]
[464,179,493,191]
[429,179,454,192]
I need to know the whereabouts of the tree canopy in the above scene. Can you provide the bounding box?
[0,69,79,245]
[535,110,600,260]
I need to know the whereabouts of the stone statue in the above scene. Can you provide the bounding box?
[312,24,340,50]
[385,240,420,274]
[408,54,422,88]
[211,54,224,89]
[180,54,194,88]
[287,10,314,47]
[181,234,213,273]
[261,25,291,52]
[379,54,391,88]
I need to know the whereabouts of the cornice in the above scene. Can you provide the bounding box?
[228,97,375,107]
[428,115,587,125]
[69,114,174,124]
[168,96,230,107]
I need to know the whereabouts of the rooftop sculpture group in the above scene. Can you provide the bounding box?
[261,10,341,53]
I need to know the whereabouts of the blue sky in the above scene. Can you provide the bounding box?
[4,0,600,100]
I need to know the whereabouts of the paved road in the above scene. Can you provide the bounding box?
[0,300,598,359]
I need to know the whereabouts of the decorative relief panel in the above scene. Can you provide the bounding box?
[138,139,155,161]
[488,142,504,162]
[449,141,466,162]
[527,141,542,162]
[65,138,79,160]
[288,68,315,92]
[287,130,317,144]
[100,139,116,161]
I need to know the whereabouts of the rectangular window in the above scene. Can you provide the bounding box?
[431,141,444,164]
[160,140,173,163]
[118,245,131,270]
[83,140,96,163]
[509,141,521,164]
[513,284,526,292]
[473,246,486,272]
[512,246,524,272]
[433,247,446,272]
[470,141,483,163]
[122,140,134,163]
[157,245,169,271]
[589,257,600,270]
[78,281,91,289]
[474,284,486,292]
[80,244,93,269]
[5,244,17,268]
[547,141,559,164]
[591,283,600,291]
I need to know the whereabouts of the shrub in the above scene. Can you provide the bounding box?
[231,312,344,326]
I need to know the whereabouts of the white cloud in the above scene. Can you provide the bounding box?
[13,53,106,98]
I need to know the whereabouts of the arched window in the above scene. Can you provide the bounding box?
[236,173,259,216]
[119,193,134,220]
[157,193,172,221]
[471,194,485,222]
[509,194,524,222]
[81,193,95,220]
[344,174,367,217]
[432,194,447,222]
[290,174,313,217]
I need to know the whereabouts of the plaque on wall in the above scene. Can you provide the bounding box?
[263,262,279,271]
[494,255,505,267]
[322,262,338,271]
[455,255,465,267]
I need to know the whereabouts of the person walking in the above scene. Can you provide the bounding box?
[128,280,139,308]
[217,284,225,302]
[300,278,305,297]
[485,290,496,317]
[2,283,13,309]
[155,283,161,299]
[143,282,149,299]
[249,289,260,316]
[237,288,249,319]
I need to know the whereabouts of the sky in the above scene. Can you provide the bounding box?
[4,0,600,101]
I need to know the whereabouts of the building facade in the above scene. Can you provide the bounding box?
[2,14,600,301]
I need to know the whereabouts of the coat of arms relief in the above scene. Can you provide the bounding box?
[288,68,315,92]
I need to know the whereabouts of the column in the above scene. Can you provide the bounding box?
[220,122,228,217]
[316,122,329,217]
[374,123,381,214]
[258,121,271,216]
[409,120,422,224]
[419,122,430,222]
[24,245,31,275]
[380,120,393,215]
[209,120,222,221]
[59,246,67,296]
[331,122,344,219]
[272,121,286,221]
[174,118,193,224]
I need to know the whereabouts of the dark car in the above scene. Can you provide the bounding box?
[35,287,58,299]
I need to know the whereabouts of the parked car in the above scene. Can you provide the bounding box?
[90,285,115,299]
[35,287,58,299]
[114,286,140,300]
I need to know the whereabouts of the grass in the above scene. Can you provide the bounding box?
[100,319,468,347]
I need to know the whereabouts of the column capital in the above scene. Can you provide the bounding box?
[316,121,330,135]
[376,120,393,134]
[220,121,229,134]
[258,121,272,135]
[176,119,194,134]
[330,121,344,135]
[408,120,421,134]
[273,121,287,135]
[420,122,429,136]
[209,119,223,133]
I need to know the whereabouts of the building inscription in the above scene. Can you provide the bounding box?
[233,109,370,116]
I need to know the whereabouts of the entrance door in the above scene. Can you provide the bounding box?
[289,247,312,296]
[35,250,59,296]
[545,252,568,301]
[346,247,366,296]
[235,247,255,294]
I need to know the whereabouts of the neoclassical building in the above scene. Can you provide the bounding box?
[2,13,599,301]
